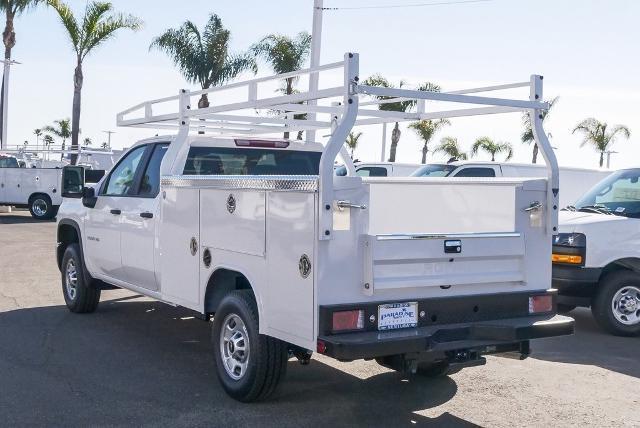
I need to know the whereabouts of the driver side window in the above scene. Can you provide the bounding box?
[102,146,146,196]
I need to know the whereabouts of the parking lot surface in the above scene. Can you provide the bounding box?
[1,211,639,427]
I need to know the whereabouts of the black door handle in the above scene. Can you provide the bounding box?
[140,212,153,219]
[110,209,121,215]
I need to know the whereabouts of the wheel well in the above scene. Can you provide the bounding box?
[57,223,79,271]
[204,268,254,316]
[29,192,51,204]
[600,258,640,282]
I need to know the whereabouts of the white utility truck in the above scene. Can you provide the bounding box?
[56,54,574,402]
[335,161,422,177]
[553,168,640,336]
[412,161,611,208]
[0,149,107,219]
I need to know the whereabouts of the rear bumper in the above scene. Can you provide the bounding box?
[318,314,574,360]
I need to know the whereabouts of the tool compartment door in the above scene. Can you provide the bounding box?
[266,191,316,347]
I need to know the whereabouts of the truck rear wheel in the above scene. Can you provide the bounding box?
[29,194,56,220]
[592,271,640,336]
[61,243,101,313]
[212,290,287,402]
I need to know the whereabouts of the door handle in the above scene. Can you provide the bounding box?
[110,209,121,215]
[140,212,153,219]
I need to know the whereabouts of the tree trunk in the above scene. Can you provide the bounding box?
[599,152,604,168]
[198,93,209,109]
[70,59,83,165]
[388,122,401,162]
[3,11,15,60]
[283,78,295,140]
[532,144,538,164]
[421,143,428,164]
[491,153,495,162]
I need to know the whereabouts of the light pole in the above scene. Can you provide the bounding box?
[103,130,115,149]
[1,59,20,151]
[306,0,324,144]
[605,150,618,169]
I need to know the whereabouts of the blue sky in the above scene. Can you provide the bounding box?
[6,0,640,168]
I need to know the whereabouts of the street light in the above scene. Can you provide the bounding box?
[1,59,21,151]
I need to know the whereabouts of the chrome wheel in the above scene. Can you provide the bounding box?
[32,198,48,217]
[219,313,250,381]
[612,286,640,325]
[65,259,78,301]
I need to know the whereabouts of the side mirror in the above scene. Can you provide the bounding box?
[61,166,85,198]
[82,186,98,209]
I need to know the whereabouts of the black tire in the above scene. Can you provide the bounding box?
[28,194,56,220]
[212,290,287,402]
[61,243,101,313]
[591,271,640,337]
[557,304,577,314]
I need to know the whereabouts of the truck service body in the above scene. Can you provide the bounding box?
[56,53,574,401]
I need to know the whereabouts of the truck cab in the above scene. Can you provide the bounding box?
[335,162,422,177]
[553,168,640,336]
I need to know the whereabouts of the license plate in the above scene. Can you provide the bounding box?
[378,302,418,331]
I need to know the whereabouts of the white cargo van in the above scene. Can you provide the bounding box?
[412,161,610,208]
[553,168,640,336]
[56,54,573,402]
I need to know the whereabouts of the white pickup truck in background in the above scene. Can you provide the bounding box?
[334,161,422,177]
[56,53,574,402]
[412,161,611,208]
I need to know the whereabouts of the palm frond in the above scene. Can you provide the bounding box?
[0,0,42,15]
[47,0,81,56]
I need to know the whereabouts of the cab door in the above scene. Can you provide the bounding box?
[0,167,6,202]
[119,143,169,291]
[84,145,148,281]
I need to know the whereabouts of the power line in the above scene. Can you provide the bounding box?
[321,0,492,11]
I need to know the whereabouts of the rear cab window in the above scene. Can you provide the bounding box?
[183,147,322,176]
[453,167,496,178]
[0,156,19,168]
[356,166,388,177]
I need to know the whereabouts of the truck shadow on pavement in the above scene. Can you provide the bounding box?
[0,213,54,224]
[0,294,479,427]
[530,307,640,378]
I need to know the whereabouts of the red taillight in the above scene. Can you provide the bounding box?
[332,310,365,332]
[317,340,327,354]
[529,295,553,314]
[234,139,289,148]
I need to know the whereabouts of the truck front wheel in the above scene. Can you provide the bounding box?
[212,291,287,402]
[592,271,640,336]
[61,243,101,313]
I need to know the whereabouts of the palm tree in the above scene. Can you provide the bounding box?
[33,128,41,149]
[363,75,440,162]
[572,118,631,167]
[434,136,468,161]
[471,137,513,161]
[42,118,71,147]
[345,131,362,159]
[252,32,312,139]
[151,14,256,110]
[83,137,91,146]
[408,119,450,164]
[522,96,558,164]
[42,134,53,147]
[0,0,42,63]
[48,0,141,165]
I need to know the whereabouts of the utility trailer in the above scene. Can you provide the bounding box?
[57,53,574,402]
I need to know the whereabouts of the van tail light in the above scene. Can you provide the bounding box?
[317,340,327,354]
[332,310,365,332]
[529,295,553,314]
[234,139,289,148]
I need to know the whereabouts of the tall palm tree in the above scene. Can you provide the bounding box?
[42,118,71,147]
[151,14,256,110]
[471,137,513,161]
[434,136,468,161]
[345,131,362,159]
[83,137,91,146]
[0,0,41,63]
[33,128,41,149]
[572,118,631,167]
[522,96,558,164]
[252,32,312,139]
[409,119,450,164]
[47,0,141,164]
[363,75,440,162]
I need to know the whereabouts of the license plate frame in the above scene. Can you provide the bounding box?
[378,302,418,331]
